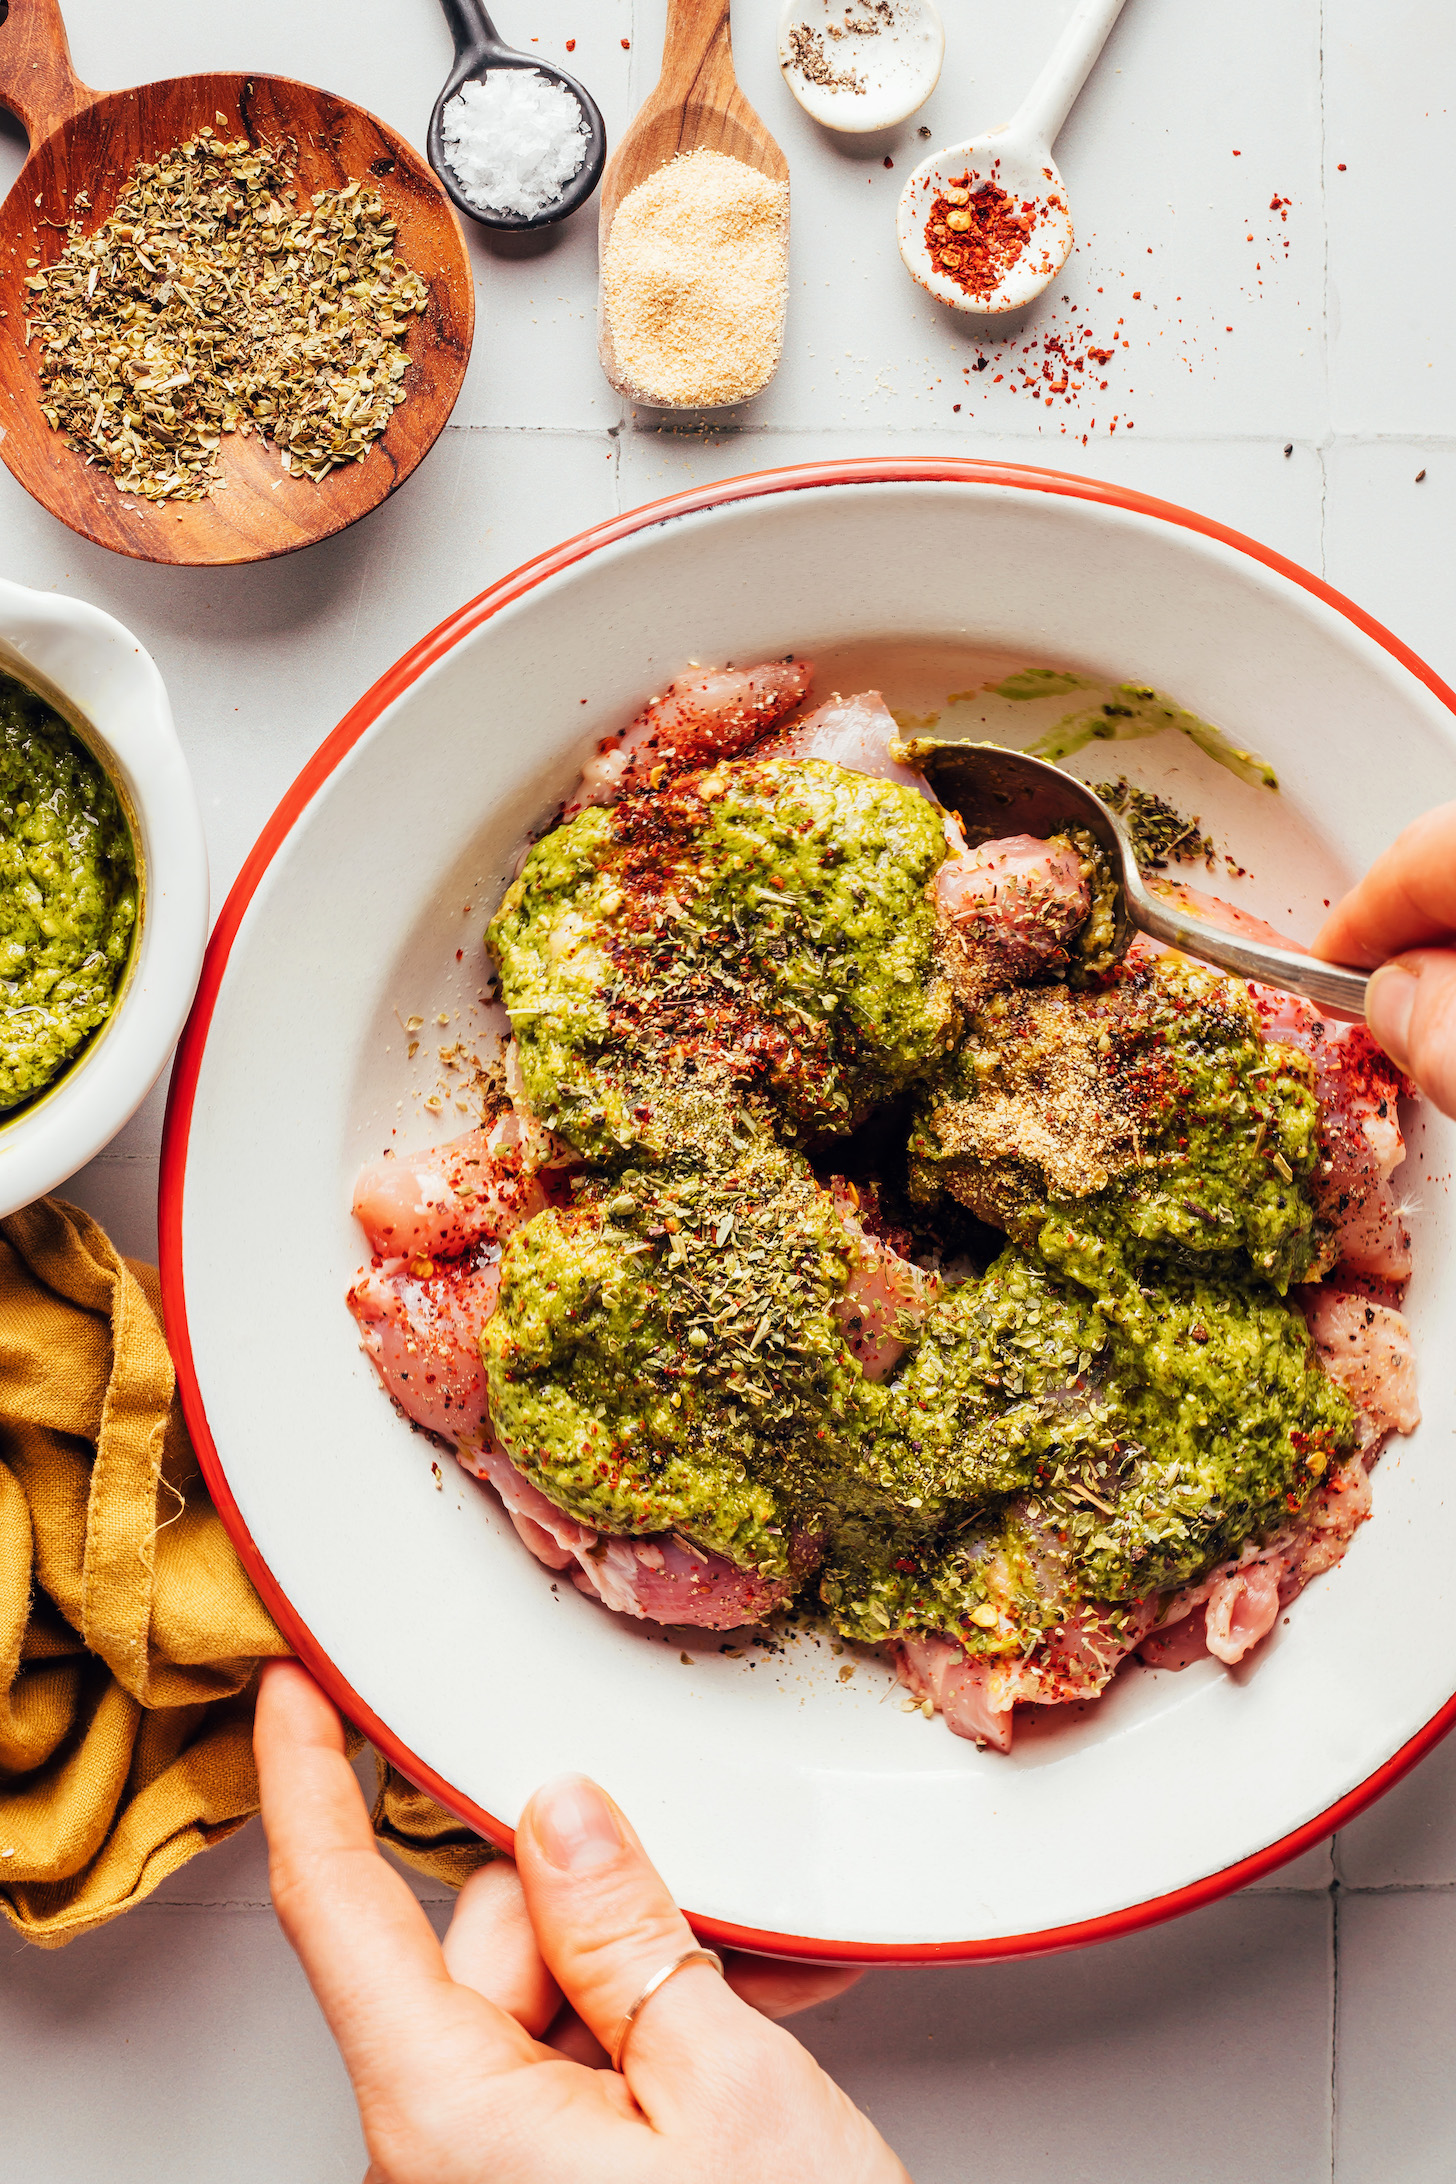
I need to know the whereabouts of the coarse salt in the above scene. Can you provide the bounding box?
[442,70,589,218]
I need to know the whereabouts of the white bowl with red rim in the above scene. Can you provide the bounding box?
[160,461,1456,1961]
[0,578,207,1219]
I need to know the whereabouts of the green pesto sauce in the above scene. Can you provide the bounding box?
[909,951,1324,1290]
[820,1250,1104,1603]
[483,751,1356,1656]
[823,1245,1356,1649]
[482,1103,872,1572]
[1015,679,1280,792]
[486,756,956,1159]
[0,675,137,1111]
[1066,827,1120,981]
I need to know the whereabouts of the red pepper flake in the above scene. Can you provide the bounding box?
[1337,162,1347,171]
[883,155,894,169]
[923,175,1033,299]
[621,36,630,47]
[1232,148,1241,156]
[566,36,576,50]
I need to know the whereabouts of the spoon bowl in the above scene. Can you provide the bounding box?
[427,0,606,233]
[598,0,789,407]
[906,738,1372,1016]
[896,137,1073,315]
[0,0,472,566]
[897,0,1127,314]
[777,0,944,136]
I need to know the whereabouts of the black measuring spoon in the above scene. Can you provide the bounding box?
[428,0,606,231]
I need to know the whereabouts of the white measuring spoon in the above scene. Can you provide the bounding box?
[896,0,1131,313]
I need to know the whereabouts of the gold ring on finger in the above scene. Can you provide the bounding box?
[609,1946,725,2072]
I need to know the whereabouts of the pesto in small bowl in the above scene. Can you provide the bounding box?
[0,671,138,1113]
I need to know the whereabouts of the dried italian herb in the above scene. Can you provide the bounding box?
[1092,777,1220,872]
[24,128,429,502]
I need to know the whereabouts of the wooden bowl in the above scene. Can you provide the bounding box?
[0,0,473,565]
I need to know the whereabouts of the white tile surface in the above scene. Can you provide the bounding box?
[1250,1839,1337,1892]
[1337,1734,1456,1889]
[796,1894,1334,2184]
[3,0,1455,2175]
[1323,439,1456,690]
[1326,1,1456,436]
[1336,1890,1456,2183]
[0,1906,368,2182]
[0,428,620,904]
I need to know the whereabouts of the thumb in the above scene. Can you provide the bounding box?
[1366,949,1456,1119]
[514,1774,756,2121]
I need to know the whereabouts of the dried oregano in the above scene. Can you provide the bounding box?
[24,128,429,501]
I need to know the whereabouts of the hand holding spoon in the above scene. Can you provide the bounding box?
[908,739,1371,1015]
[427,0,605,231]
[896,0,1130,314]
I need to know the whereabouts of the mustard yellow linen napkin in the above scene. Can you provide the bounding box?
[0,1197,492,1947]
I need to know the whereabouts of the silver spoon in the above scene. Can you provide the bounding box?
[906,739,1370,1016]
[428,0,607,232]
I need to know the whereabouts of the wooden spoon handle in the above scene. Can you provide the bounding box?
[656,0,736,104]
[0,0,94,144]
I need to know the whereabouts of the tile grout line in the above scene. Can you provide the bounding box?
[1317,0,1331,579]
[1330,1882,1342,2183]
[441,421,1456,448]
[135,1896,458,1912]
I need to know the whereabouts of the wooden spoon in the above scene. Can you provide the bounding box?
[0,0,473,566]
[598,0,789,404]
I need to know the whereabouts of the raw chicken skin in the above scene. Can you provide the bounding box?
[1154,880,1411,1279]
[347,1256,500,1445]
[1301,1288,1421,1443]
[902,1441,1382,1746]
[1203,1560,1282,1665]
[757,690,934,800]
[462,1444,796,1629]
[350,1118,800,1629]
[896,1636,1018,1750]
[831,1179,940,1380]
[1139,1456,1374,1672]
[354,768,1421,1724]
[563,660,813,817]
[352,1113,561,1264]
[935,833,1092,987]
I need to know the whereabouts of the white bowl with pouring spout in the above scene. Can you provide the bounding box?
[161,460,1456,1962]
[0,579,207,1218]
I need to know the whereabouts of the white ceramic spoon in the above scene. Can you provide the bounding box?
[896,0,1130,313]
[778,0,944,135]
